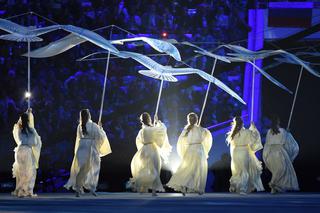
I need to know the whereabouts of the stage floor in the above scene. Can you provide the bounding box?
[0,192,319,212]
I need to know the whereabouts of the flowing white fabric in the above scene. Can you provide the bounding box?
[12,112,42,197]
[263,128,299,192]
[0,18,61,42]
[167,126,212,194]
[227,125,264,193]
[64,120,112,192]
[128,122,171,192]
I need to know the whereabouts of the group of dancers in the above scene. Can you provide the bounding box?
[10,108,299,198]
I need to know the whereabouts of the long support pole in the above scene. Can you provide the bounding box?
[287,65,303,130]
[27,41,31,109]
[198,57,218,125]
[98,50,111,124]
[154,79,164,118]
[98,29,113,124]
[250,59,255,123]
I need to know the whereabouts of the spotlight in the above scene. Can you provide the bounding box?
[25,91,31,98]
[162,32,168,38]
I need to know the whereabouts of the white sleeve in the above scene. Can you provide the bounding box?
[283,131,299,162]
[135,130,143,150]
[12,123,21,146]
[248,125,263,152]
[31,129,42,169]
[202,128,213,159]
[93,123,112,157]
[156,122,172,164]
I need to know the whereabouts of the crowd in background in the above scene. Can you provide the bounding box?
[0,0,248,192]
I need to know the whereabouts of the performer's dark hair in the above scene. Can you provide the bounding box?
[140,112,152,126]
[270,114,280,135]
[185,112,198,136]
[21,112,32,136]
[230,116,243,140]
[80,109,90,135]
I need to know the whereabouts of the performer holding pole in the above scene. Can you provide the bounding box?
[167,113,212,196]
[128,112,171,196]
[64,109,111,197]
[12,108,42,197]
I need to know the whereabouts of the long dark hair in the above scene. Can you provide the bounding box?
[270,115,280,135]
[185,112,198,136]
[21,112,32,135]
[140,112,152,127]
[229,116,243,140]
[80,109,91,135]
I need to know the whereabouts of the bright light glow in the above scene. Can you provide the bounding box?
[170,160,180,173]
[164,153,181,173]
[25,91,31,98]
[162,32,168,37]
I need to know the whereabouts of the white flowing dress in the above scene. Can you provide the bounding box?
[228,126,264,193]
[167,126,212,194]
[64,120,112,192]
[129,122,171,192]
[263,128,299,192]
[12,112,42,197]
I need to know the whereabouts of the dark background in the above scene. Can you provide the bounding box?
[0,0,319,192]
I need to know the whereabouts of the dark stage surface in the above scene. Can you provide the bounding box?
[0,193,319,213]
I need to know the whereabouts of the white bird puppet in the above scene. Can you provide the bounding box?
[0,18,61,108]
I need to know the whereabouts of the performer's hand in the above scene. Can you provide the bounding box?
[98,121,102,127]
[250,121,255,127]
[154,115,158,122]
[27,108,32,113]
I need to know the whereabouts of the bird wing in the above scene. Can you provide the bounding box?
[61,25,119,54]
[0,33,42,42]
[181,41,231,63]
[138,70,178,82]
[112,36,181,61]
[114,51,162,71]
[230,57,293,94]
[165,67,246,104]
[23,34,86,57]
[28,25,61,37]
[219,44,256,55]
[194,50,231,63]
[0,18,29,34]
[281,52,320,78]
[0,19,61,42]
[227,49,285,60]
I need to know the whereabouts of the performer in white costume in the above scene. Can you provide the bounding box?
[128,112,171,196]
[167,113,212,196]
[227,116,264,194]
[263,115,299,193]
[64,109,112,197]
[12,108,42,197]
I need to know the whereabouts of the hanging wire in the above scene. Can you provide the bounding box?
[30,11,59,25]
[4,11,32,20]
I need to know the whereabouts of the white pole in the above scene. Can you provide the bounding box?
[27,41,31,109]
[98,50,111,124]
[287,65,303,130]
[98,29,113,124]
[154,79,164,118]
[198,57,218,125]
[250,59,255,123]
